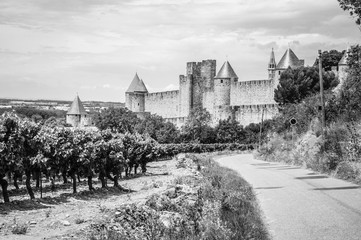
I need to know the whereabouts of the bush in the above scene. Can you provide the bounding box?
[335,161,361,183]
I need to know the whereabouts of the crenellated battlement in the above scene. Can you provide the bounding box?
[147,90,179,98]
[124,48,309,128]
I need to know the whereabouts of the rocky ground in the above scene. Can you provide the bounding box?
[0,155,198,240]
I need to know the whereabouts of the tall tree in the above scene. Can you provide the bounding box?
[215,118,246,143]
[181,106,214,143]
[338,0,361,25]
[94,107,140,133]
[135,114,179,143]
[274,66,338,105]
[313,50,345,71]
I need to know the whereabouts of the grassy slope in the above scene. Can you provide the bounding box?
[88,153,270,240]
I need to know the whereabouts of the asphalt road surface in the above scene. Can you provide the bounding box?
[217,154,361,240]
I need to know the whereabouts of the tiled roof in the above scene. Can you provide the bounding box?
[67,95,87,115]
[276,48,303,69]
[215,61,238,79]
[126,73,148,93]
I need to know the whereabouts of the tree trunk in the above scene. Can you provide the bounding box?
[35,170,40,188]
[99,171,107,188]
[71,172,77,193]
[62,170,68,184]
[141,163,147,173]
[87,176,94,191]
[113,175,119,187]
[51,176,56,192]
[77,174,81,183]
[13,172,19,190]
[134,163,139,175]
[0,177,10,203]
[25,171,35,199]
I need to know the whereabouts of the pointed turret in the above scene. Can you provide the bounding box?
[126,73,148,93]
[125,73,148,113]
[67,95,87,115]
[214,61,237,107]
[215,61,238,79]
[268,48,277,79]
[276,48,304,69]
[268,48,277,69]
[66,95,92,127]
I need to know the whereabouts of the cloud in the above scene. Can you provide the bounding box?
[0,0,359,101]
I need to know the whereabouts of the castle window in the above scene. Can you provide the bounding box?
[279,71,281,75]
[220,80,223,83]
[138,103,140,106]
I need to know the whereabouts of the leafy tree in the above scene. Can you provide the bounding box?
[215,118,246,143]
[135,114,179,143]
[274,66,338,105]
[94,107,140,133]
[335,45,361,122]
[338,0,361,25]
[314,50,345,71]
[181,106,214,143]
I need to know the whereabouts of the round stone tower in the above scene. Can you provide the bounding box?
[214,61,238,106]
[125,73,148,112]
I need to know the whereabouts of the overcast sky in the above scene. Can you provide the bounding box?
[0,0,360,102]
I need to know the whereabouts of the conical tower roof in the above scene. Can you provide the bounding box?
[339,47,351,66]
[276,48,302,69]
[215,61,238,79]
[268,48,277,68]
[126,73,148,93]
[67,95,87,115]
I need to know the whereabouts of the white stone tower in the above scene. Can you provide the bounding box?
[125,73,148,113]
[66,95,91,127]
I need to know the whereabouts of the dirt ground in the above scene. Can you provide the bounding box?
[0,158,194,240]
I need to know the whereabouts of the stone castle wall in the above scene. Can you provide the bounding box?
[230,80,276,106]
[66,114,93,127]
[145,90,179,118]
[183,60,216,109]
[234,104,278,127]
[179,75,192,117]
[202,89,214,115]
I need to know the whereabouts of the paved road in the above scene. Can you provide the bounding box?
[217,154,361,240]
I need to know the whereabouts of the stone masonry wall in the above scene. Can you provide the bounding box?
[230,80,276,106]
[234,104,278,127]
[187,60,216,109]
[202,89,214,116]
[145,90,179,118]
[179,75,192,117]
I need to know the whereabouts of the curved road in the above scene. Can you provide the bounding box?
[217,154,361,240]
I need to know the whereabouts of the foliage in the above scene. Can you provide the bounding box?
[0,107,66,121]
[214,118,246,143]
[93,107,140,133]
[313,50,345,71]
[338,0,361,25]
[89,155,270,240]
[274,66,338,105]
[181,106,214,143]
[135,114,180,143]
[334,45,361,122]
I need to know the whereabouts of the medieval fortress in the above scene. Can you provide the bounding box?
[65,48,349,128]
[124,48,296,127]
[124,48,349,127]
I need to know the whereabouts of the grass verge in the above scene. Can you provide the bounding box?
[88,153,270,240]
